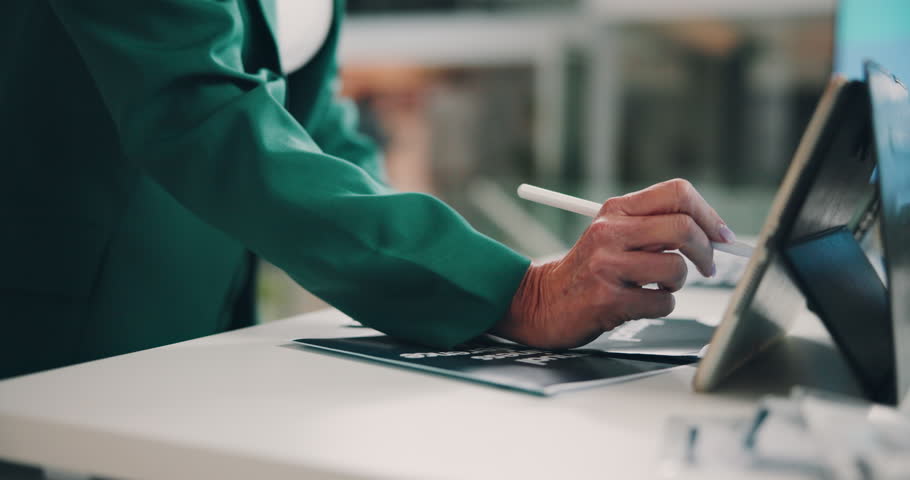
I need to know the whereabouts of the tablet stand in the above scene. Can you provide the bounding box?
[784,226,896,404]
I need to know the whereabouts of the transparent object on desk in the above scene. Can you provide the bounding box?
[660,405,827,480]
[684,251,749,289]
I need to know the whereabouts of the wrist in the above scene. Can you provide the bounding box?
[493,261,553,346]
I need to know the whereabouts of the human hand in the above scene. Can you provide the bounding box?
[494,178,736,349]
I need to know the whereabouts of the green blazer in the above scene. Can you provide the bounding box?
[0,0,529,379]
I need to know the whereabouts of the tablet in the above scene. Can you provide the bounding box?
[694,76,879,392]
[867,61,910,406]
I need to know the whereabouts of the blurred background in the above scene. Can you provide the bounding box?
[260,0,839,321]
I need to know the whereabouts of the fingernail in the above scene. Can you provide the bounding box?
[718,223,736,243]
[710,262,717,278]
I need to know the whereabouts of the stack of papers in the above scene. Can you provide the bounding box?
[296,317,714,396]
[584,317,714,362]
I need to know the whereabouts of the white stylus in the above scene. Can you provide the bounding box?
[517,184,754,258]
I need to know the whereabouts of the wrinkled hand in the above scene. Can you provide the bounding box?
[494,178,736,349]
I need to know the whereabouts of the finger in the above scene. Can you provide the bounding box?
[609,214,714,276]
[600,178,735,244]
[622,287,676,320]
[612,251,688,292]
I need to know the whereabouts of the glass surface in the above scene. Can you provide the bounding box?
[867,63,910,407]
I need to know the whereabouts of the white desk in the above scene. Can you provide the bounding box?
[0,288,860,479]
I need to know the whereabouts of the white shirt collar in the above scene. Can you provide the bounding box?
[275,0,334,74]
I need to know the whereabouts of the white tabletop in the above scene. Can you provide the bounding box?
[0,287,860,479]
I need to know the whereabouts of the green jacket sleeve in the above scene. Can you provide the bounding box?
[48,0,530,348]
[282,1,387,183]
[291,69,388,185]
